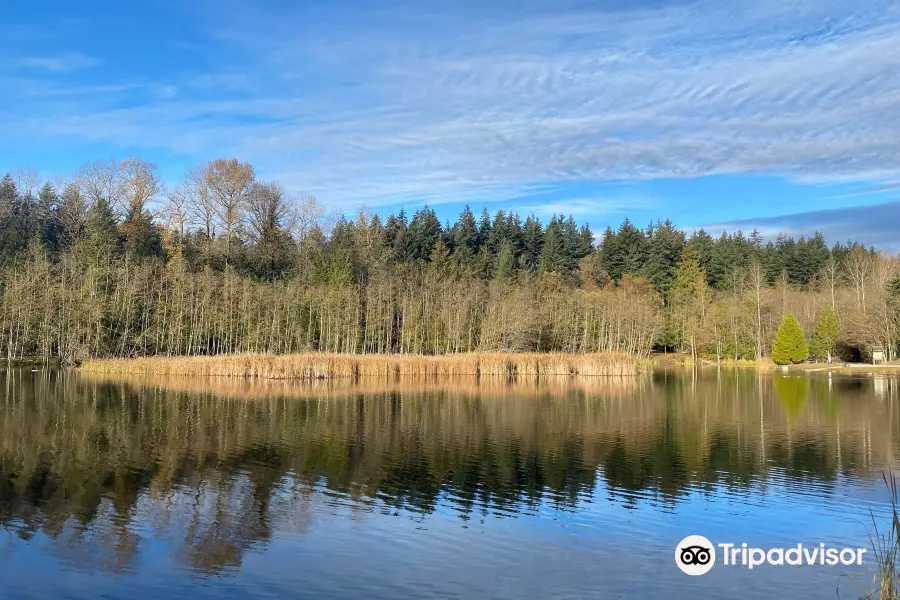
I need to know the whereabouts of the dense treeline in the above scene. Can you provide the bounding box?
[0,158,897,362]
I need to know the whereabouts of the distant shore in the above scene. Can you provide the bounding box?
[78,352,641,379]
[775,362,900,375]
[653,353,900,375]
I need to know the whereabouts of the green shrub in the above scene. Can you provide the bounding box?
[772,313,809,365]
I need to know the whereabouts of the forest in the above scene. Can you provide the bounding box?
[0,157,897,363]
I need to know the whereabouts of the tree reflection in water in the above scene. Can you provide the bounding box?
[0,368,897,575]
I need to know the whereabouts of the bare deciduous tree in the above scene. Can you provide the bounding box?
[289,193,324,243]
[183,163,214,238]
[844,247,873,313]
[820,256,840,312]
[206,159,255,265]
[58,184,88,248]
[247,182,290,243]
[13,167,39,198]
[118,158,161,215]
[163,185,190,242]
[747,261,765,360]
[78,159,121,210]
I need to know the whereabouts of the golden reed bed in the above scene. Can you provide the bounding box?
[77,371,642,401]
[79,352,640,380]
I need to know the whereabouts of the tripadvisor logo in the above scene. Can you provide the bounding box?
[675,535,716,576]
[675,535,867,575]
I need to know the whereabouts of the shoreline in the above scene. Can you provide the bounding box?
[37,352,900,380]
[79,351,642,379]
[652,354,900,375]
[777,363,900,375]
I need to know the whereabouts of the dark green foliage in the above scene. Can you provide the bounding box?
[768,234,796,284]
[887,275,900,356]
[795,232,829,288]
[407,206,441,262]
[772,313,809,365]
[0,175,18,251]
[494,240,516,281]
[618,219,647,277]
[248,227,295,280]
[0,168,878,314]
[0,170,875,294]
[81,197,120,261]
[0,161,892,365]
[562,216,592,263]
[37,183,64,252]
[477,208,491,247]
[0,174,39,258]
[670,243,705,302]
[598,226,618,279]
[687,229,718,288]
[389,208,410,262]
[449,206,478,266]
[538,218,567,274]
[485,210,506,253]
[429,236,451,273]
[57,184,87,249]
[704,230,755,291]
[121,206,164,259]
[642,219,685,302]
[327,248,354,286]
[600,218,647,281]
[519,216,543,272]
[811,309,839,362]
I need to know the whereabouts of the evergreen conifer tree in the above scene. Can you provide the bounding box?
[616,218,646,277]
[494,240,516,281]
[812,308,839,363]
[670,244,707,357]
[81,197,120,261]
[451,206,478,266]
[772,313,809,365]
[599,226,622,281]
[407,206,441,262]
[642,219,685,300]
[519,216,542,272]
[121,205,164,259]
[37,183,63,252]
[429,236,451,274]
[538,218,566,274]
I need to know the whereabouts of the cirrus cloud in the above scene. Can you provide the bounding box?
[2,0,899,214]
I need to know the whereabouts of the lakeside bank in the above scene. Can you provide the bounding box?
[79,351,641,380]
[652,353,900,375]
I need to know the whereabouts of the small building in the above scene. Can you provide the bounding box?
[872,348,885,365]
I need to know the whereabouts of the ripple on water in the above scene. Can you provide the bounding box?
[0,369,898,599]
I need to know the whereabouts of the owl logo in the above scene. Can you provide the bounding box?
[675,535,716,575]
[680,545,712,566]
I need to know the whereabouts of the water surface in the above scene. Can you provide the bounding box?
[0,368,898,598]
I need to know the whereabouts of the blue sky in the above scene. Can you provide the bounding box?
[2,0,900,246]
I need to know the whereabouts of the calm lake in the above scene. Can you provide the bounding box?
[0,368,898,599]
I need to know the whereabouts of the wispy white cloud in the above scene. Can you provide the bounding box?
[518,195,654,219]
[828,181,900,199]
[12,52,102,72]
[2,0,900,213]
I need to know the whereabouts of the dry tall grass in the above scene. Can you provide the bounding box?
[78,371,644,401]
[79,352,640,380]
